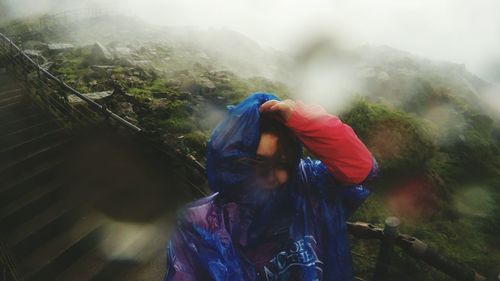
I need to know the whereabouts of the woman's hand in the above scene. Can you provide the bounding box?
[259,99,296,122]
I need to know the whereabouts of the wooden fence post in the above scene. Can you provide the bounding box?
[373,216,400,281]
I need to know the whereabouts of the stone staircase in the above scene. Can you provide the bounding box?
[0,69,192,281]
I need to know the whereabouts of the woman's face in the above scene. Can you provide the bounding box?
[255,132,290,189]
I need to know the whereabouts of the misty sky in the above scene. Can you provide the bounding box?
[2,0,500,82]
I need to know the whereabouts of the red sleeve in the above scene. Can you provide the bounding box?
[285,101,374,185]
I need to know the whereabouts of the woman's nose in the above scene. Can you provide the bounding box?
[266,169,280,186]
[266,169,275,180]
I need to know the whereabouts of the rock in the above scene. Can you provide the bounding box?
[359,67,376,78]
[167,78,181,88]
[377,71,391,81]
[150,98,170,111]
[67,94,85,104]
[181,76,217,96]
[91,65,115,70]
[128,40,143,50]
[195,52,210,60]
[114,47,132,56]
[119,58,135,67]
[149,98,172,118]
[91,42,113,61]
[124,92,135,99]
[23,49,48,65]
[198,77,216,89]
[84,90,114,100]
[48,43,74,52]
[124,115,138,124]
[87,65,113,80]
[81,43,113,66]
[24,49,42,56]
[131,60,151,66]
[114,102,138,121]
[67,90,113,105]
[210,71,232,82]
[22,40,47,51]
[40,62,53,71]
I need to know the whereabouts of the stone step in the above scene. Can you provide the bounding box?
[0,69,194,281]
[0,139,72,180]
[10,209,81,258]
[27,227,103,281]
[0,98,25,110]
[121,249,167,281]
[0,110,46,130]
[0,140,71,190]
[20,214,106,281]
[0,93,24,106]
[0,127,68,168]
[52,224,121,281]
[0,100,35,118]
[0,159,63,206]
[89,215,174,281]
[0,109,37,126]
[5,205,74,248]
[90,260,141,281]
[0,181,67,230]
[0,118,60,144]
[0,83,22,92]
[0,87,24,98]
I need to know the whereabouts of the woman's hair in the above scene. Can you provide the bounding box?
[259,116,300,173]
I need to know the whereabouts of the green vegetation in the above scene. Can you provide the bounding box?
[2,15,499,281]
[344,98,500,280]
[342,99,437,176]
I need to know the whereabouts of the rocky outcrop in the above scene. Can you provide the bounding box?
[67,90,113,104]
[48,43,74,53]
[81,42,113,66]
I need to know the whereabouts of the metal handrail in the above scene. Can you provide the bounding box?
[0,30,206,281]
[0,42,95,127]
[0,32,142,132]
[1,39,97,127]
[0,31,208,176]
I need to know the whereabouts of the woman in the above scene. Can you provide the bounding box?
[165,93,378,281]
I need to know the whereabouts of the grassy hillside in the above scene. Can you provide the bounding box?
[1,14,499,280]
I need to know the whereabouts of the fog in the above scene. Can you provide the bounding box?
[2,0,500,84]
[1,0,498,269]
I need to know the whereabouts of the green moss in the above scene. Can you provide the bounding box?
[128,87,150,97]
[341,99,437,176]
[112,66,128,75]
[150,78,169,92]
[222,76,290,104]
[350,193,500,280]
[160,117,196,134]
[183,130,209,157]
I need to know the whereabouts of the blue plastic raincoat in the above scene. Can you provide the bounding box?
[165,93,378,281]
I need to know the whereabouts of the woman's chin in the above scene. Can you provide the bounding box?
[254,179,280,190]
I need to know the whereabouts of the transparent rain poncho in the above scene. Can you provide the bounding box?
[165,93,378,281]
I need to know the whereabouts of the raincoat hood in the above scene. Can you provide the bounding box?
[206,93,301,201]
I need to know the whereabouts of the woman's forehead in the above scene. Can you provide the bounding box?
[256,133,279,158]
